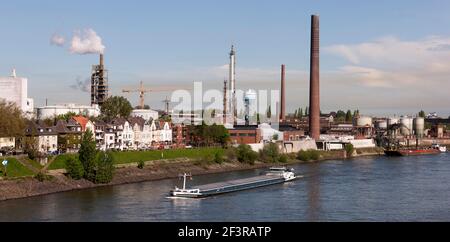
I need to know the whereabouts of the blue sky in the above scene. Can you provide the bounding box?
[1,0,450,116]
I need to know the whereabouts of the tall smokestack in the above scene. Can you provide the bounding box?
[229,45,237,126]
[309,15,320,140]
[280,64,286,122]
[223,79,228,124]
[100,54,104,67]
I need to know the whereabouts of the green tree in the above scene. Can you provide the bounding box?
[237,144,258,165]
[189,124,230,147]
[305,106,309,116]
[24,136,39,160]
[345,144,355,157]
[56,112,77,122]
[78,129,97,181]
[65,156,84,180]
[272,134,279,140]
[418,110,426,118]
[100,96,133,121]
[259,143,280,163]
[345,110,353,122]
[294,110,298,119]
[0,101,25,138]
[336,110,346,122]
[257,113,261,124]
[266,105,272,119]
[94,151,115,184]
[299,108,303,118]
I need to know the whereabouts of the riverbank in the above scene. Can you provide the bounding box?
[0,148,382,202]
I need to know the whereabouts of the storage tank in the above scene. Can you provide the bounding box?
[376,120,388,129]
[387,117,399,127]
[413,117,425,138]
[400,116,413,136]
[356,116,373,127]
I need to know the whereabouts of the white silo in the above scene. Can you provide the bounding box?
[376,120,388,129]
[413,117,425,138]
[400,116,413,136]
[356,116,373,127]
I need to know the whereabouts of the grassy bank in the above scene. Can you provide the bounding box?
[47,148,224,170]
[0,158,35,178]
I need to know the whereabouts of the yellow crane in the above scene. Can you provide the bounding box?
[122,81,180,109]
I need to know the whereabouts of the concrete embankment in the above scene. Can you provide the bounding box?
[0,149,382,202]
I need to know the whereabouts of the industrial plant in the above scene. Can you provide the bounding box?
[1,14,450,158]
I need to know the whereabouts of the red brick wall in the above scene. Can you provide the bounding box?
[229,129,261,145]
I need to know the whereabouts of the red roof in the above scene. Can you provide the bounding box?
[72,116,90,131]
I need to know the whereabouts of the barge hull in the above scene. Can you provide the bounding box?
[385,149,440,156]
[189,175,291,198]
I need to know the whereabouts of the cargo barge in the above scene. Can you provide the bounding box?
[384,148,440,156]
[170,167,298,198]
[384,143,448,156]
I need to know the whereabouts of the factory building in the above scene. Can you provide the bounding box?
[228,125,261,145]
[36,103,101,120]
[91,54,109,106]
[0,69,34,115]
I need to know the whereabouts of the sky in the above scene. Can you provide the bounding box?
[1,0,450,117]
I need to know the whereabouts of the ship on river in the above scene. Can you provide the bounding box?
[384,144,446,156]
[170,167,298,198]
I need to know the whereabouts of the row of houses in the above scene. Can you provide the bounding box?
[14,116,175,154]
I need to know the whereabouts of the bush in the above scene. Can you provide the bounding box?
[94,151,115,184]
[345,144,355,157]
[34,171,52,182]
[259,143,280,163]
[65,156,84,180]
[310,150,320,160]
[225,147,237,162]
[279,154,288,163]
[214,151,224,164]
[297,150,320,162]
[137,160,145,169]
[237,144,258,165]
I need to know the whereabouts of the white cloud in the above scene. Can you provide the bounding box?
[326,35,450,89]
[50,34,65,46]
[70,29,105,55]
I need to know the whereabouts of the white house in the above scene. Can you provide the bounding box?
[25,123,58,153]
[0,137,15,150]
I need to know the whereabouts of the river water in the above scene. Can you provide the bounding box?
[1,154,450,222]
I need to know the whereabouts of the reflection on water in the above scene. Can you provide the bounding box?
[307,164,321,221]
[1,154,450,221]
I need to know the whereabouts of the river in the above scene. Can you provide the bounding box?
[1,154,450,222]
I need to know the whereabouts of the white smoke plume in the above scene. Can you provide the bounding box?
[70,76,91,93]
[50,34,65,46]
[69,29,105,55]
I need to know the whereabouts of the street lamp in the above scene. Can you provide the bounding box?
[2,159,8,177]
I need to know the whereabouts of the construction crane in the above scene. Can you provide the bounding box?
[122,81,182,109]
